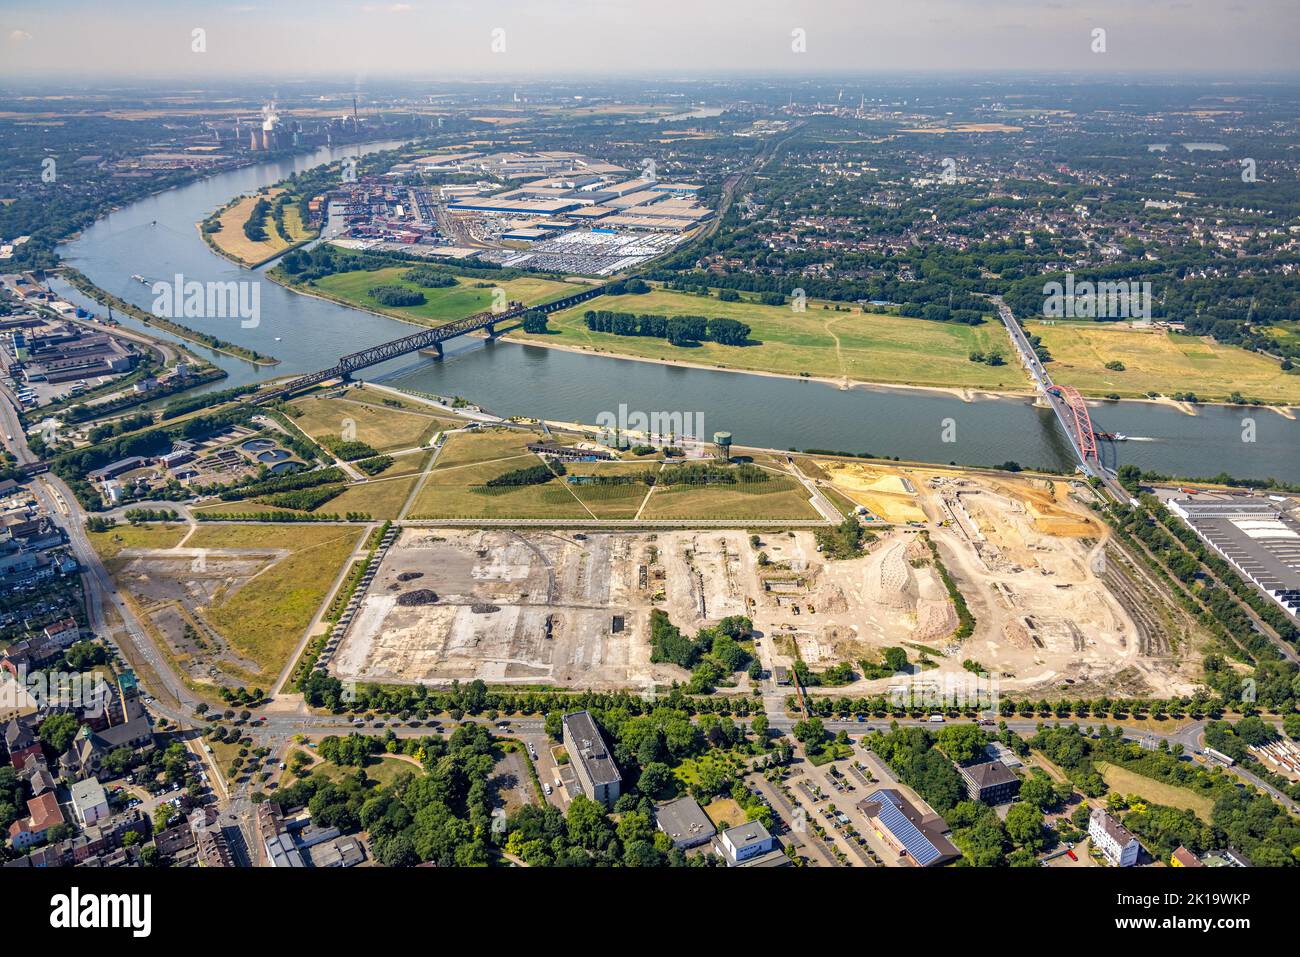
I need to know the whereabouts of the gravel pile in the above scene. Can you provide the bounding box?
[396,589,439,606]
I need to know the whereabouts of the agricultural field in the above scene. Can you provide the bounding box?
[1028,320,1300,404]
[516,287,1023,391]
[205,188,315,266]
[285,392,451,453]
[310,267,573,326]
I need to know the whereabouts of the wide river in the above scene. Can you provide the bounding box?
[57,142,1300,482]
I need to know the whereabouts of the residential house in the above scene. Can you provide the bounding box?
[7,791,65,850]
[4,717,42,768]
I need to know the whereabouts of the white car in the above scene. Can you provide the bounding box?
[543,784,552,795]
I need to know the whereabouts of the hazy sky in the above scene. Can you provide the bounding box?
[2,0,1297,80]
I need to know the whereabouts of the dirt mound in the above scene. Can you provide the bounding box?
[867,542,917,610]
[914,600,959,643]
[470,602,500,614]
[396,571,424,582]
[396,589,439,606]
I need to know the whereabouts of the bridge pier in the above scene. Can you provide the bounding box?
[430,341,443,359]
[484,322,496,340]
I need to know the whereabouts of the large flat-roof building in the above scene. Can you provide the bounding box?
[562,711,621,809]
[1168,497,1300,621]
[655,797,716,849]
[716,820,788,866]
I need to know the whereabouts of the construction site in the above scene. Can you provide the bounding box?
[327,462,1206,698]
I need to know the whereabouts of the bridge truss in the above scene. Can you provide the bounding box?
[1054,384,1098,461]
[257,285,605,402]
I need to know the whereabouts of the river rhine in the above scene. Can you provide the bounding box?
[55,142,1300,483]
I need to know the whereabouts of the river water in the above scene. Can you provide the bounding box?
[58,142,1300,482]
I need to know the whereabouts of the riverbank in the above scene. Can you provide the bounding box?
[271,267,1300,415]
[59,267,280,366]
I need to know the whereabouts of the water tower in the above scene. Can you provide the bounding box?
[713,431,733,462]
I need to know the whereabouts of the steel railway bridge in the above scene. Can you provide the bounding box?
[256,285,605,402]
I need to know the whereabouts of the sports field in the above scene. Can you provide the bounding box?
[514,288,1022,391]
[310,267,574,326]
[1028,320,1300,403]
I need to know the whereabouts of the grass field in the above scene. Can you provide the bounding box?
[703,797,748,829]
[323,476,419,519]
[1029,320,1300,403]
[285,750,422,789]
[88,522,189,561]
[409,464,590,520]
[639,476,820,520]
[188,524,363,684]
[207,189,314,266]
[365,448,432,479]
[514,287,1023,391]
[286,394,447,452]
[309,267,574,326]
[1095,761,1215,822]
[563,461,659,519]
[432,428,543,469]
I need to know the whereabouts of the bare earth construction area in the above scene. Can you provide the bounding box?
[329,465,1206,699]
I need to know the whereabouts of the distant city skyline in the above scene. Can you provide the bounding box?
[2,0,1298,80]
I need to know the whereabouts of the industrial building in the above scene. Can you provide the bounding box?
[561,711,621,809]
[2,321,135,385]
[1167,497,1300,621]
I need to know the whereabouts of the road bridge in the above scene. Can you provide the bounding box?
[256,284,606,402]
[992,296,1131,502]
